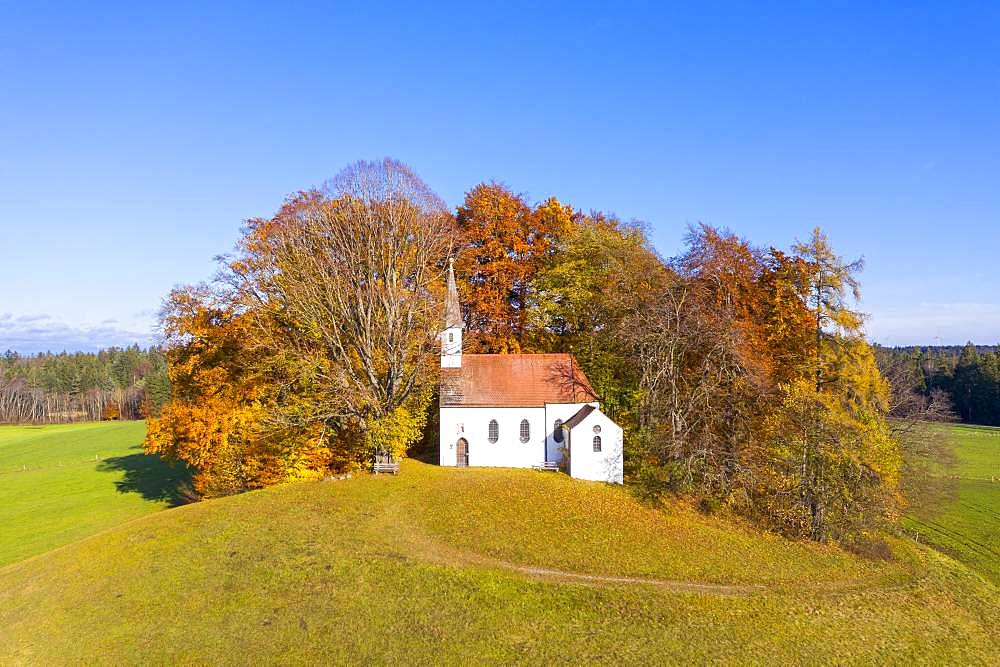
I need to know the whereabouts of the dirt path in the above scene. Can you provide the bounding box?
[484,560,765,594]
[381,505,764,596]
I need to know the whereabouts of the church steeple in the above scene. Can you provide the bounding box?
[441,258,463,367]
[444,257,463,330]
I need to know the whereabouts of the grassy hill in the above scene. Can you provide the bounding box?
[2,442,998,663]
[903,423,1000,585]
[0,422,188,567]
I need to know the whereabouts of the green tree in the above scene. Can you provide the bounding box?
[952,343,984,423]
[531,214,666,434]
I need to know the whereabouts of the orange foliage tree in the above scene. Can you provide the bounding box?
[145,160,456,497]
[455,183,574,353]
[622,224,899,541]
[143,284,309,497]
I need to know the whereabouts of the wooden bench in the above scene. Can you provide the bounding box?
[531,461,559,472]
[373,462,400,475]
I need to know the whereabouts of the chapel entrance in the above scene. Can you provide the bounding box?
[456,438,469,467]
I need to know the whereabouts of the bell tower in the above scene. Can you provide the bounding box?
[441,258,463,368]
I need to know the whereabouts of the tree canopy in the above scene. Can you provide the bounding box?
[146,160,457,496]
[142,159,916,544]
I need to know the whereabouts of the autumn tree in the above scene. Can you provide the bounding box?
[618,225,901,542]
[761,375,900,542]
[531,213,669,437]
[143,284,285,497]
[793,228,866,394]
[455,184,573,353]
[145,159,457,497]
[758,249,815,386]
[237,159,457,457]
[624,226,775,502]
[771,228,899,541]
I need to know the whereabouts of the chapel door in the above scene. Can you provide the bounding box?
[456,438,469,467]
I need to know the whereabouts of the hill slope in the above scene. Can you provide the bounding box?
[2,461,997,664]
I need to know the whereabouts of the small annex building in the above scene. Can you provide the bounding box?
[437,260,624,484]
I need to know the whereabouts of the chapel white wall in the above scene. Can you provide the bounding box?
[439,406,547,468]
[439,402,624,483]
[566,409,624,484]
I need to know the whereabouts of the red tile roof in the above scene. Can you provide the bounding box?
[440,353,598,407]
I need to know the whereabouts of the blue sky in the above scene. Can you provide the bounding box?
[1,2,998,354]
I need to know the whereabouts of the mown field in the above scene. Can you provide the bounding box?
[0,421,187,567]
[903,423,1000,585]
[0,422,997,663]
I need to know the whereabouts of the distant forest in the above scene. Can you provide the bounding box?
[878,344,1000,426]
[3,342,995,429]
[0,346,169,423]
[0,344,1000,426]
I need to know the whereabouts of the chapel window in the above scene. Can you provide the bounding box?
[488,419,499,443]
[593,435,602,452]
[553,419,564,443]
[519,419,530,443]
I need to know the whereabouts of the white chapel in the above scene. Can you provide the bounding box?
[437,260,624,484]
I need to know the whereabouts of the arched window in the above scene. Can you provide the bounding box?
[592,435,602,452]
[553,419,564,443]
[448,332,454,343]
[519,419,530,443]
[488,419,499,443]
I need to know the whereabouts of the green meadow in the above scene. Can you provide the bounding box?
[0,421,997,663]
[0,421,188,567]
[904,423,1000,585]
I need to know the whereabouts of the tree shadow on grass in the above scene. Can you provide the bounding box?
[98,446,194,507]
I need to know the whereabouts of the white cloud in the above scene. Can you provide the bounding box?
[0,312,156,354]
[867,303,1000,346]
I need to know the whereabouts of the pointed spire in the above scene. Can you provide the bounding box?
[444,257,463,329]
